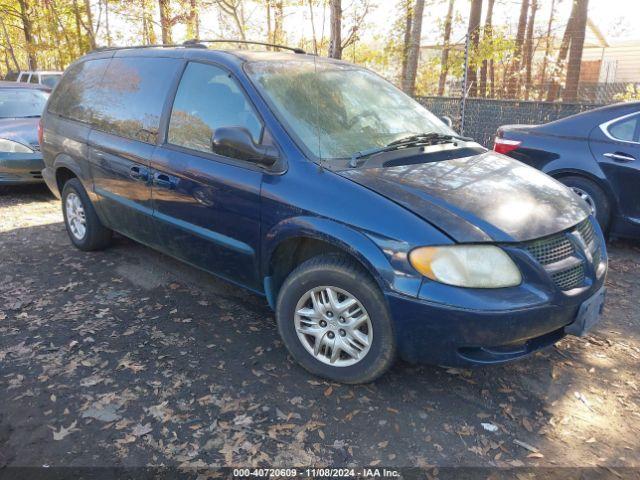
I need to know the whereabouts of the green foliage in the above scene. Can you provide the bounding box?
[614,84,640,102]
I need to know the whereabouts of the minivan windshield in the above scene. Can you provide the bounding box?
[246,59,456,160]
[0,88,49,118]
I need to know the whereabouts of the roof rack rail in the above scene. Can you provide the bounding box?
[183,39,306,54]
[91,39,306,55]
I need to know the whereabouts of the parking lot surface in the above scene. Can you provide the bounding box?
[1,185,639,471]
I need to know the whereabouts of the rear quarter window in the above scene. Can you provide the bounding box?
[48,57,181,144]
[607,115,640,143]
[48,59,111,123]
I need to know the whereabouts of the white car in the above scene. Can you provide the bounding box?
[5,70,62,89]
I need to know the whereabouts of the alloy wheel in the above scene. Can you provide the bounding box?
[570,186,597,217]
[65,192,87,240]
[294,286,373,367]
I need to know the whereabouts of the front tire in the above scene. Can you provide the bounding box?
[61,178,112,251]
[276,255,395,384]
[559,176,611,232]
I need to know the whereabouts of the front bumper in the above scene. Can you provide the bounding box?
[388,272,607,367]
[0,153,44,185]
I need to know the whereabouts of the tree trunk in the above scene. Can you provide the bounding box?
[105,0,112,46]
[506,0,529,98]
[187,0,200,39]
[0,17,20,71]
[564,0,589,101]
[308,0,318,55]
[465,0,482,97]
[329,0,342,59]
[523,0,537,99]
[158,0,172,44]
[273,1,283,44]
[479,0,494,98]
[539,0,556,99]
[546,0,576,101]
[399,0,412,90]
[17,0,37,69]
[402,0,425,95]
[83,0,97,49]
[437,0,454,96]
[73,0,86,54]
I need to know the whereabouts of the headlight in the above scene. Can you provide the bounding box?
[409,245,522,288]
[0,138,33,153]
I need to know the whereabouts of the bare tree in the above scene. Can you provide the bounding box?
[479,0,494,98]
[329,0,342,58]
[506,0,530,98]
[402,0,424,95]
[546,1,576,101]
[217,0,247,41]
[539,0,556,97]
[564,0,589,101]
[437,0,455,96]
[400,0,413,91]
[466,0,482,97]
[523,0,537,99]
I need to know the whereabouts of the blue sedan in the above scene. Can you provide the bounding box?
[495,102,640,238]
[0,81,49,186]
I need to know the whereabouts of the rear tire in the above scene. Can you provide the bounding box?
[276,254,395,384]
[559,176,611,232]
[61,178,112,251]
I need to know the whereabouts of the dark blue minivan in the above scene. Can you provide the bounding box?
[41,43,608,383]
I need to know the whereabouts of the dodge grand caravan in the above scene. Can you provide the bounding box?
[40,42,608,383]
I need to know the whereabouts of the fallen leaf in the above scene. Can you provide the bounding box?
[51,420,78,440]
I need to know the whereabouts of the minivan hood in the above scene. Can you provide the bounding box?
[0,117,39,148]
[338,152,589,243]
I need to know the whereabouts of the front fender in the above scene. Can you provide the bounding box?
[262,216,423,302]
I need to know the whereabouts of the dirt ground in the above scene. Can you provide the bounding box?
[1,185,639,474]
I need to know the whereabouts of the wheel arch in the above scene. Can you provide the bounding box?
[262,217,401,310]
[547,167,619,215]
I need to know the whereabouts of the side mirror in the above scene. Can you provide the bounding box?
[439,116,453,128]
[211,126,279,166]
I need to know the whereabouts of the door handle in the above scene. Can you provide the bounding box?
[603,152,636,162]
[153,173,175,190]
[129,166,149,181]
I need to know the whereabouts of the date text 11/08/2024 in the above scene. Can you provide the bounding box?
[232,468,401,477]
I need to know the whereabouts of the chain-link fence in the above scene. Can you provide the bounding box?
[411,4,640,148]
[417,96,604,147]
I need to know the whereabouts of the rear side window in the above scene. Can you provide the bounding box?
[48,59,110,123]
[29,74,39,84]
[49,57,180,144]
[608,115,639,143]
[168,62,262,155]
[91,57,181,143]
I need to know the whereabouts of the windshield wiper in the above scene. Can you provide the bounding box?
[348,132,474,167]
[387,132,473,147]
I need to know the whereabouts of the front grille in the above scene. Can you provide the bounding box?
[576,219,595,247]
[526,234,574,265]
[551,264,585,290]
[523,218,600,291]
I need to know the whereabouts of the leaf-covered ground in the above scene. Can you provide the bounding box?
[1,185,639,469]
